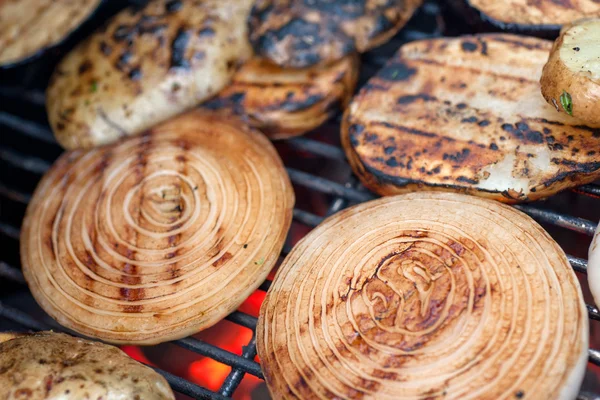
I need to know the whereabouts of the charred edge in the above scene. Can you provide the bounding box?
[170,28,191,70]
[397,94,437,105]
[165,0,182,13]
[446,0,561,38]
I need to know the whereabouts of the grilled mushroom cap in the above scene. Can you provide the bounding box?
[589,221,600,307]
[258,192,588,400]
[541,18,600,127]
[248,0,423,68]
[0,0,101,66]
[448,0,600,36]
[342,34,600,203]
[202,54,359,139]
[20,110,294,345]
[46,0,254,150]
[0,332,175,399]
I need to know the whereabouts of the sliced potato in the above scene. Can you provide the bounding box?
[201,54,359,139]
[541,18,600,127]
[0,332,175,399]
[0,0,101,66]
[342,34,600,203]
[248,0,423,68]
[47,0,253,150]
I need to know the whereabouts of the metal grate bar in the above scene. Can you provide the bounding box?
[0,261,25,284]
[292,208,323,227]
[516,205,597,236]
[0,222,20,240]
[578,393,600,400]
[287,137,345,160]
[0,87,45,106]
[568,256,588,274]
[0,112,55,144]
[219,334,259,397]
[287,167,374,203]
[576,184,600,198]
[588,304,600,321]
[174,337,263,378]
[0,146,51,174]
[0,182,31,204]
[225,311,258,330]
[150,366,230,400]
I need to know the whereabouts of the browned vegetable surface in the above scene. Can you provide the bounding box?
[541,18,600,127]
[0,0,101,66]
[202,54,359,139]
[0,332,175,399]
[248,0,423,68]
[21,110,294,345]
[455,0,600,26]
[47,0,254,150]
[342,34,600,203]
[258,192,588,400]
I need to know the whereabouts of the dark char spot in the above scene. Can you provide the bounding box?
[165,0,182,13]
[379,62,417,82]
[461,41,478,52]
[170,28,191,70]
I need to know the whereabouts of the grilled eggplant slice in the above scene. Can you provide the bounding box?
[248,0,423,68]
[342,34,600,203]
[541,18,600,127]
[0,0,102,67]
[202,54,359,139]
[47,0,254,150]
[448,0,600,37]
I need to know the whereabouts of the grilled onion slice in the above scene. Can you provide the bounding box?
[258,192,588,400]
[202,55,359,139]
[541,18,600,127]
[448,0,600,36]
[342,34,600,203]
[0,332,175,399]
[0,0,101,67]
[248,0,423,68]
[590,221,600,307]
[21,110,294,345]
[47,0,254,150]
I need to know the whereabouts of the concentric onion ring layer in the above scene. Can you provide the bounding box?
[258,193,587,400]
[21,111,294,344]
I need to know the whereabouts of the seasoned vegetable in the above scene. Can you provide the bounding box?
[541,18,600,126]
[0,0,101,67]
[248,0,423,68]
[47,0,254,150]
[202,54,359,139]
[258,192,588,400]
[342,34,600,203]
[21,111,294,344]
[0,332,175,399]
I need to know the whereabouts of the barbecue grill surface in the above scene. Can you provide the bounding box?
[1,1,599,399]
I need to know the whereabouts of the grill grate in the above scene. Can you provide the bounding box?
[1,1,599,399]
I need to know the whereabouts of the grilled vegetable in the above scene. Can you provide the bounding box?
[590,221,600,307]
[0,0,102,67]
[541,18,600,127]
[46,0,254,150]
[0,332,175,399]
[21,111,294,344]
[448,0,600,37]
[0,332,25,344]
[202,54,359,139]
[248,0,423,68]
[258,192,588,400]
[342,34,600,203]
